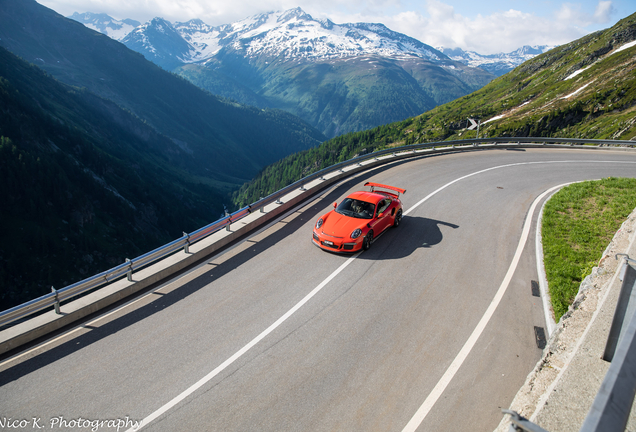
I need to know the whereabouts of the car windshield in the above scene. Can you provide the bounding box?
[335,198,375,219]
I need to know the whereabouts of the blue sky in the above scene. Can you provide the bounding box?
[38,0,634,54]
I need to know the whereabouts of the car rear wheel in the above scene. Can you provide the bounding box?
[362,232,373,251]
[393,209,402,227]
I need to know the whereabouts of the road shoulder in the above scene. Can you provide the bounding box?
[496,206,636,431]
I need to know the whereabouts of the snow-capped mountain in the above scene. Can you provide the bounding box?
[69,9,552,75]
[122,17,195,70]
[68,12,139,41]
[67,8,498,138]
[438,45,556,76]
[120,7,446,66]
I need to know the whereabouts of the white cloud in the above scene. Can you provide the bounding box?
[326,0,611,54]
[555,1,616,27]
[594,1,615,22]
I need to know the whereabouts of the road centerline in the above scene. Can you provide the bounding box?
[129,159,631,431]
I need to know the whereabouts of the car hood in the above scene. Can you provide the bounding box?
[320,212,367,238]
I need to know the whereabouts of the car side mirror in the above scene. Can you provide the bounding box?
[333,202,337,209]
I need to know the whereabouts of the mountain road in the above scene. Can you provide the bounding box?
[1,148,636,432]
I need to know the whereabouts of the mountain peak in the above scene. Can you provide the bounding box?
[438,45,557,76]
[277,7,313,23]
[67,12,140,40]
[147,17,173,29]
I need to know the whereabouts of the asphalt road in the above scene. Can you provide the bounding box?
[1,148,636,432]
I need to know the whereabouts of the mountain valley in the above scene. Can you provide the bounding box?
[0,0,324,309]
[72,8,497,138]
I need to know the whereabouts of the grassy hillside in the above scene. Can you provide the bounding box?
[178,53,493,139]
[233,13,636,207]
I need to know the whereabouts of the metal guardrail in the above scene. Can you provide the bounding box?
[0,206,250,327]
[581,256,636,432]
[0,137,634,328]
[502,255,636,432]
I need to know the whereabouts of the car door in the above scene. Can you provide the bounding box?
[373,198,393,234]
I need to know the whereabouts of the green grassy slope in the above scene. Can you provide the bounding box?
[177,52,494,139]
[542,178,636,320]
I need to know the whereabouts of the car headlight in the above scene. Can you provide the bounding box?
[351,228,362,239]
[316,218,323,229]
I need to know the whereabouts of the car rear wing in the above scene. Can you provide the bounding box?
[364,182,407,197]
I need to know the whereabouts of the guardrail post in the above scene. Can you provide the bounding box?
[51,286,61,315]
[226,217,232,231]
[183,232,190,254]
[126,258,133,282]
[502,410,550,432]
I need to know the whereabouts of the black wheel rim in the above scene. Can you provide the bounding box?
[395,211,402,226]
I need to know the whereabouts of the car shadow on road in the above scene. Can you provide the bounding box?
[358,216,459,261]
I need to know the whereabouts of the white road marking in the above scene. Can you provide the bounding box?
[128,253,361,431]
[535,193,557,337]
[3,159,633,430]
[401,183,566,432]
[108,159,632,431]
[0,293,153,370]
[528,222,636,423]
[405,159,634,216]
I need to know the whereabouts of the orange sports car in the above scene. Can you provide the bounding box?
[312,182,406,252]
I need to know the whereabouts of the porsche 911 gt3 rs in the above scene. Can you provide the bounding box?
[312,182,406,252]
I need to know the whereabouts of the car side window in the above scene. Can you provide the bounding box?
[376,199,390,216]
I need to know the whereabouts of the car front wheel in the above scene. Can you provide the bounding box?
[362,232,373,251]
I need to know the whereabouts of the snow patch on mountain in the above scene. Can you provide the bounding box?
[565,39,636,80]
[70,8,552,73]
[68,12,139,41]
[174,8,445,63]
[72,8,445,65]
[438,45,556,76]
